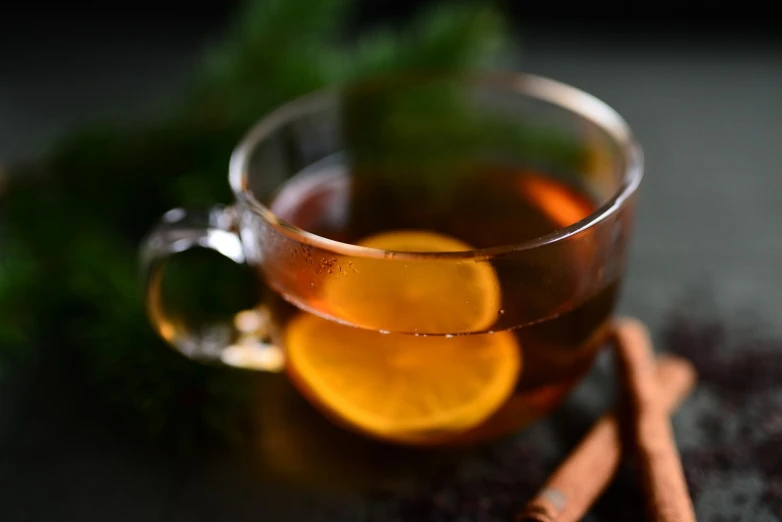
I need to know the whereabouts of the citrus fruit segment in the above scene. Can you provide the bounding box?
[357,230,475,251]
[284,312,521,441]
[517,175,593,228]
[323,230,501,334]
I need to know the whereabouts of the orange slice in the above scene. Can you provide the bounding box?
[284,313,521,441]
[517,175,594,228]
[322,230,501,334]
[283,230,520,442]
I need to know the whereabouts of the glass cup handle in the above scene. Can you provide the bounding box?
[140,205,284,372]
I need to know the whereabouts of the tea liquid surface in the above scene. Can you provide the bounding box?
[262,163,618,445]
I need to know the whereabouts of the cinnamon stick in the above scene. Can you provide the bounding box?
[516,347,696,521]
[613,317,698,522]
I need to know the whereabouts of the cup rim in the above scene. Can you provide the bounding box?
[229,71,644,261]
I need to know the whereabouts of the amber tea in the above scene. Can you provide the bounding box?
[259,161,618,445]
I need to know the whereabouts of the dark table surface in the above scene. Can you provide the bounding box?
[2,18,782,522]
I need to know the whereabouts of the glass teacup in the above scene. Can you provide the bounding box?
[142,72,643,446]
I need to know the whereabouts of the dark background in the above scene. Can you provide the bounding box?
[2,1,782,520]
[3,0,782,165]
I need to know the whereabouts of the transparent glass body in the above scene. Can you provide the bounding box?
[142,73,643,446]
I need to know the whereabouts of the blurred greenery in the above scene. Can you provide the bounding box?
[342,79,585,200]
[0,0,515,448]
